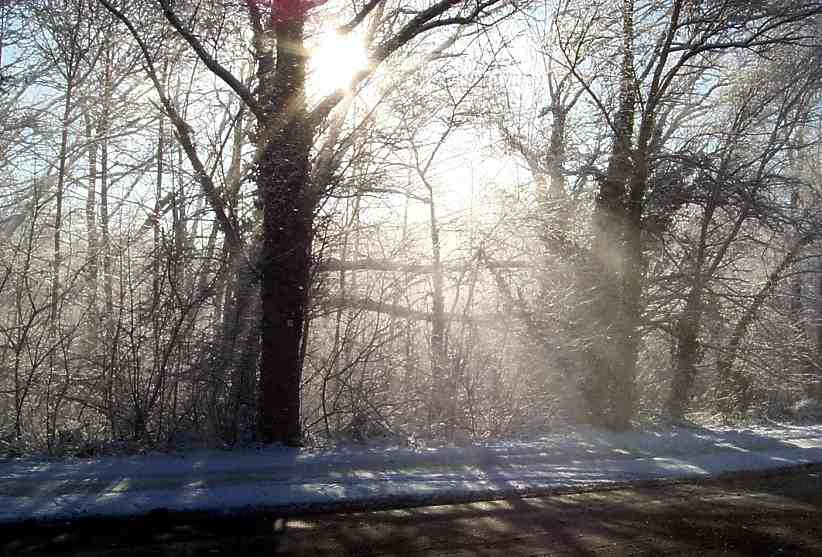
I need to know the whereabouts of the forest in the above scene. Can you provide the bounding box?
[2,0,822,455]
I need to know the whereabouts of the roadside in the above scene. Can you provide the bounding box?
[2,424,822,526]
[5,464,822,556]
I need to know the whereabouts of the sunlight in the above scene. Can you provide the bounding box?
[310,31,369,95]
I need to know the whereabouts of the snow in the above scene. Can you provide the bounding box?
[2,423,822,524]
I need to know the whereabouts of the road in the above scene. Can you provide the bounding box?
[4,465,822,556]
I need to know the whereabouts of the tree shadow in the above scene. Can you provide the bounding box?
[3,427,822,555]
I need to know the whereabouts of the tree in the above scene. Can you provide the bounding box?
[662,45,822,420]
[557,0,822,429]
[99,0,515,445]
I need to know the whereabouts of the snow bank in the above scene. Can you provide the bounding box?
[1,424,821,524]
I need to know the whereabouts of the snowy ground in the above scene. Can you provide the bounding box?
[2,424,822,524]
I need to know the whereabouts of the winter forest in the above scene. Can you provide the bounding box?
[2,0,822,455]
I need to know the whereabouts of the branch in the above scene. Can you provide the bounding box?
[309,0,509,128]
[98,0,244,251]
[317,258,534,274]
[157,0,265,120]
[337,0,385,34]
[325,295,510,328]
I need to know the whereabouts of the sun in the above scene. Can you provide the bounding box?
[310,31,370,95]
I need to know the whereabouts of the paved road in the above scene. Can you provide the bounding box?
[4,465,822,556]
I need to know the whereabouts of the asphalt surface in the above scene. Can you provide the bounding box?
[4,465,822,556]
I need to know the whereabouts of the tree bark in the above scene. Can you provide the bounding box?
[83,108,99,346]
[815,261,822,398]
[52,79,73,323]
[98,0,513,447]
[255,18,313,445]
[667,288,703,420]
[100,49,114,319]
[584,0,636,429]
[427,179,450,436]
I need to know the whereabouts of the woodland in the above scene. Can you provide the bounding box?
[2,0,822,454]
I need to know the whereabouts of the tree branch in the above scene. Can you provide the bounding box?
[338,0,385,34]
[157,0,266,120]
[325,295,511,328]
[318,258,533,274]
[97,0,244,252]
[309,0,509,128]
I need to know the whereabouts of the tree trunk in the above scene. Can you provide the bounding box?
[222,259,260,444]
[717,234,814,415]
[427,182,450,437]
[52,79,73,323]
[814,261,822,398]
[255,18,313,446]
[84,109,99,347]
[543,101,571,248]
[100,50,114,319]
[789,189,804,331]
[153,112,164,317]
[667,288,703,421]
[547,106,566,202]
[584,0,636,429]
[616,199,642,429]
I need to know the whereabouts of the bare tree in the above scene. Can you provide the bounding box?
[98,0,516,445]
[557,0,822,428]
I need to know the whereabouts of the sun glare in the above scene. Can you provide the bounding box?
[310,31,369,95]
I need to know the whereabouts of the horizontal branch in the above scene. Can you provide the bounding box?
[317,258,534,274]
[324,296,510,328]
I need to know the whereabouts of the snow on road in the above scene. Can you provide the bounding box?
[2,424,822,524]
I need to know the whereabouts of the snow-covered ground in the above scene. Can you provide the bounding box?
[2,423,822,524]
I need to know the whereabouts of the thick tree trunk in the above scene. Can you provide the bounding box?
[585,143,630,426]
[544,103,571,247]
[615,210,642,429]
[584,0,636,429]
[255,18,313,445]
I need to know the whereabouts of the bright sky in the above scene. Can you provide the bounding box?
[309,29,370,97]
